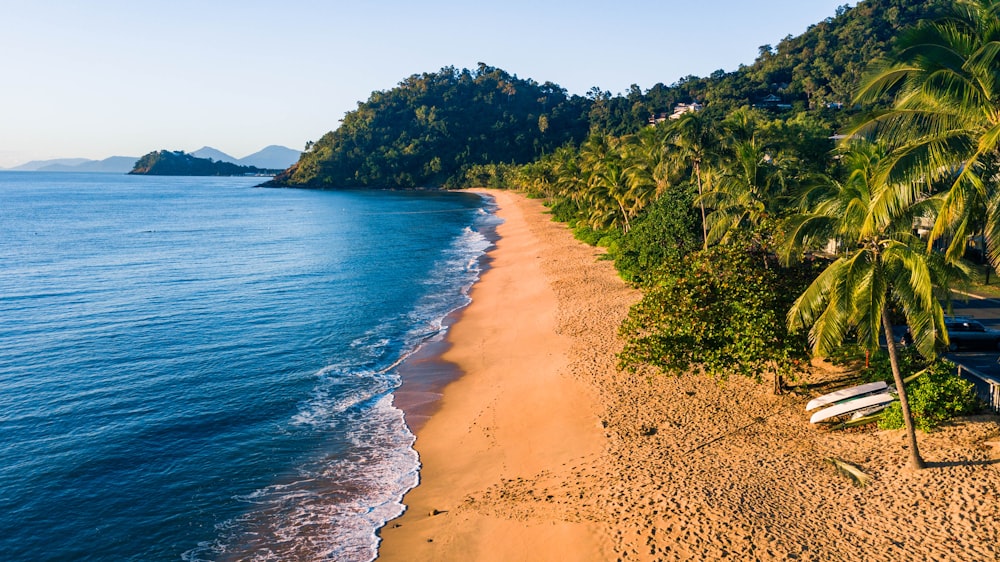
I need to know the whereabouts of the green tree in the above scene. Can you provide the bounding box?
[268,65,591,189]
[619,241,812,394]
[667,111,719,249]
[576,134,662,233]
[784,142,967,470]
[612,183,701,284]
[697,109,790,247]
[852,0,1000,266]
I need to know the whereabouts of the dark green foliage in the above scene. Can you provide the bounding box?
[462,162,517,189]
[544,197,583,224]
[612,183,701,284]
[269,1,944,190]
[618,243,815,383]
[130,151,277,176]
[878,360,979,431]
[829,347,980,431]
[571,223,614,246]
[741,0,951,110]
[584,0,950,136]
[267,64,590,189]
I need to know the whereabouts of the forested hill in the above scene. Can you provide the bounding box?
[268,0,949,189]
[265,64,591,189]
[584,0,951,135]
[130,150,280,176]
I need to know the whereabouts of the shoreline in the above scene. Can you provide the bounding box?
[379,189,622,560]
[391,192,500,433]
[379,189,1000,561]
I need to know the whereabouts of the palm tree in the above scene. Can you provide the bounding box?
[697,111,789,247]
[785,142,967,471]
[852,0,1000,266]
[668,111,718,250]
[623,125,673,205]
[586,156,634,232]
[549,144,586,201]
[575,133,665,234]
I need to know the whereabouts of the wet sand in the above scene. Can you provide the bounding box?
[378,189,1000,561]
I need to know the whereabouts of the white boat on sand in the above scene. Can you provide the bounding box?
[805,381,889,412]
[810,392,895,424]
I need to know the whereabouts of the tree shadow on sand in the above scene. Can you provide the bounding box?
[926,458,1000,469]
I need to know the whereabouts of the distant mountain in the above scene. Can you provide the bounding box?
[191,145,301,170]
[37,156,138,173]
[130,150,281,176]
[237,145,301,170]
[190,146,237,163]
[8,158,90,171]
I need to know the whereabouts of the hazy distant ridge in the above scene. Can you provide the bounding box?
[5,145,300,173]
[40,156,141,173]
[191,145,301,169]
[8,158,93,171]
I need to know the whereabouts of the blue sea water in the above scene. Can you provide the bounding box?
[0,172,496,561]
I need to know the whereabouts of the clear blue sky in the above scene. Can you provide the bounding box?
[0,0,852,167]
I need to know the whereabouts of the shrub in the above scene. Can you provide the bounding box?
[878,360,979,432]
[857,346,924,384]
[618,242,812,387]
[572,224,614,246]
[613,184,701,285]
[546,198,582,223]
[596,234,620,250]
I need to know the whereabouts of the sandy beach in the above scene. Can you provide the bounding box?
[378,190,1000,561]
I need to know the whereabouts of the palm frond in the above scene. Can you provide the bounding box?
[825,457,873,488]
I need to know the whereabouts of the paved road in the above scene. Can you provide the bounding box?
[946,292,1000,380]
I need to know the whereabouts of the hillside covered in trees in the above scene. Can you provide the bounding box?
[267,0,949,189]
[130,150,280,176]
[265,64,591,188]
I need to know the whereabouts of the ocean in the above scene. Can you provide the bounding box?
[0,172,497,561]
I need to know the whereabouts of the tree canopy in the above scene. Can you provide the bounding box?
[266,64,590,189]
[130,151,276,176]
[266,0,950,190]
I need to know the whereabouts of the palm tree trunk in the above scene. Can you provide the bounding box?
[881,307,926,470]
[695,161,708,250]
[618,200,631,234]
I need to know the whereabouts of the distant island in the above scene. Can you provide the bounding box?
[129,150,282,176]
[4,145,300,174]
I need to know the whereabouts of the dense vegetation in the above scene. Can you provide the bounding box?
[498,0,992,470]
[130,151,279,176]
[269,0,953,191]
[877,359,978,432]
[265,64,591,188]
[273,0,992,469]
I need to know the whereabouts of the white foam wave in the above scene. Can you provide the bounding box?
[184,199,500,562]
[183,395,418,562]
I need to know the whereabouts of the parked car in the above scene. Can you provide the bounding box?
[901,317,1000,351]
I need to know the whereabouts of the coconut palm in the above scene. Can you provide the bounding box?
[697,112,789,247]
[785,142,967,471]
[668,110,719,250]
[852,0,1000,266]
[575,133,666,233]
[623,125,673,207]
